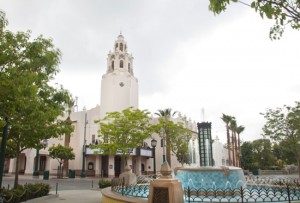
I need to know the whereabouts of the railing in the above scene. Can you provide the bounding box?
[111,174,158,198]
[184,181,300,203]
[111,175,300,203]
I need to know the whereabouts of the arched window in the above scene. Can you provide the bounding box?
[88,162,94,170]
[128,63,131,72]
[120,60,123,68]
[111,61,114,70]
[120,43,123,51]
[115,43,118,50]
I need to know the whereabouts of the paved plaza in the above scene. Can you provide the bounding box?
[2,174,104,203]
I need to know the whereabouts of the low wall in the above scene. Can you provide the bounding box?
[101,187,148,203]
[259,170,287,175]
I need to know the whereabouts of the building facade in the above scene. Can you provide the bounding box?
[6,34,227,178]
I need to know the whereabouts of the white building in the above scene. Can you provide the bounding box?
[6,34,227,178]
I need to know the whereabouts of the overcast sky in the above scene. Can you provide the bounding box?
[1,0,299,144]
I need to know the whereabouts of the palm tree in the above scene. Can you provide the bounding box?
[221,114,233,166]
[229,119,237,166]
[236,125,245,167]
[63,97,74,177]
[155,108,178,166]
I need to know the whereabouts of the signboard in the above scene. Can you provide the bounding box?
[86,148,103,155]
[140,149,153,157]
[85,147,136,155]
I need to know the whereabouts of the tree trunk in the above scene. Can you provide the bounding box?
[237,134,241,167]
[166,146,171,167]
[226,126,231,166]
[64,134,70,177]
[14,152,20,189]
[231,132,235,166]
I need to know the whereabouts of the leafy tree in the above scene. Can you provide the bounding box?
[209,0,300,39]
[48,144,75,178]
[155,108,178,166]
[252,138,276,170]
[63,99,75,176]
[95,107,153,171]
[153,114,192,167]
[261,101,300,176]
[0,11,73,187]
[241,141,255,171]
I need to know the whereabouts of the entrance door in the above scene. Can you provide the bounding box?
[39,156,46,172]
[101,155,108,178]
[114,156,121,177]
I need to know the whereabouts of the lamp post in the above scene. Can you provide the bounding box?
[151,139,157,177]
[33,139,48,178]
[80,109,87,178]
[0,118,9,203]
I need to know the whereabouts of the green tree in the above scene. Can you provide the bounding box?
[241,141,255,170]
[0,11,73,187]
[63,98,75,176]
[236,125,245,167]
[153,117,192,166]
[229,118,237,166]
[155,108,178,166]
[209,0,300,39]
[48,144,75,178]
[252,138,276,170]
[261,101,300,176]
[95,107,153,171]
[221,114,234,166]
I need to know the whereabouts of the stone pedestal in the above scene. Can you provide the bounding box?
[148,162,183,203]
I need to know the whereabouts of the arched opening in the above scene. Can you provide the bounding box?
[120,60,124,68]
[111,61,114,70]
[115,43,118,50]
[120,43,123,51]
[88,162,94,170]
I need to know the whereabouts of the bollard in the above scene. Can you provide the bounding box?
[56,183,58,195]
[92,180,93,188]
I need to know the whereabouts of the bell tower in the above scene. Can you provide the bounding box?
[100,34,139,118]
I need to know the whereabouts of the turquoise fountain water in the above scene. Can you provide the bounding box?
[175,166,246,189]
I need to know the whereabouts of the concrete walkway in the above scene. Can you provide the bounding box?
[26,189,103,203]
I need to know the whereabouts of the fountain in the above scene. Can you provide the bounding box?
[174,122,245,190]
[175,166,246,190]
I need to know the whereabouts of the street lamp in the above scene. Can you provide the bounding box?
[33,139,48,178]
[151,139,157,177]
[81,108,88,178]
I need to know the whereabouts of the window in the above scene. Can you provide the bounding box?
[128,63,131,72]
[120,43,123,51]
[92,134,95,144]
[120,60,123,68]
[112,61,114,70]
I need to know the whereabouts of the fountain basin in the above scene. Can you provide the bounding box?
[175,166,246,189]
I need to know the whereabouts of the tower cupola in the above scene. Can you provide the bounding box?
[106,33,134,75]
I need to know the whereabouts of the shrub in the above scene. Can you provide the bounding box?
[98,180,112,188]
[1,183,50,203]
